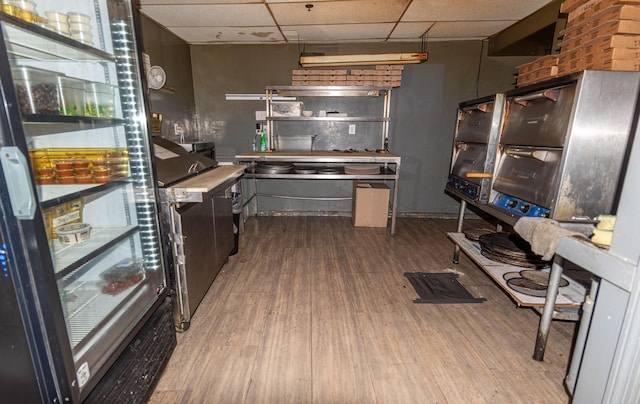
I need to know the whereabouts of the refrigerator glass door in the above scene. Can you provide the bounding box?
[0,0,164,395]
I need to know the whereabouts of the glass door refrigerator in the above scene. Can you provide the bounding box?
[0,0,174,402]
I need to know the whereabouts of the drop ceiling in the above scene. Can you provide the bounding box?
[138,0,556,45]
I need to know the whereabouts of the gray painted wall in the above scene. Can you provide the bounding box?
[139,15,196,140]
[138,20,536,215]
[189,42,535,215]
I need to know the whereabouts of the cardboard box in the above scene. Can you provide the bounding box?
[352,182,389,227]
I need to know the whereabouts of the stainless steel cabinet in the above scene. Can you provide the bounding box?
[160,167,244,332]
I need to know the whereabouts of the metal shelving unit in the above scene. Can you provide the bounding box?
[236,150,401,235]
[265,85,392,150]
[237,86,400,233]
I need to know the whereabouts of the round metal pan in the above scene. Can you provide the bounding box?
[317,167,342,174]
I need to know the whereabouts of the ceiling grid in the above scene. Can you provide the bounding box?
[139,0,556,44]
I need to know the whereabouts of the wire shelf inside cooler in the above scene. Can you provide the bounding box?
[63,278,148,350]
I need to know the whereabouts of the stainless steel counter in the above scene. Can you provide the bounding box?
[236,151,401,234]
[159,164,245,331]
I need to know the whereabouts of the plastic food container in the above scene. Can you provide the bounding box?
[47,20,70,35]
[70,30,93,45]
[36,174,55,184]
[44,11,66,21]
[101,259,144,295]
[275,135,316,151]
[56,168,73,177]
[74,167,90,175]
[75,174,93,184]
[54,160,74,170]
[57,176,75,184]
[85,82,116,117]
[69,22,91,32]
[271,101,303,117]
[92,166,109,176]
[91,158,107,167]
[67,12,91,24]
[2,3,44,23]
[11,66,60,115]
[111,164,128,177]
[56,223,91,245]
[7,0,37,12]
[94,174,110,183]
[73,158,90,168]
[36,166,54,175]
[58,76,85,116]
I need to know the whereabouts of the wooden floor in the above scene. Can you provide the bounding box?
[149,217,575,403]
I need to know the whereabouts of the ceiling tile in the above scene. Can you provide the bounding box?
[140,4,274,27]
[167,26,284,43]
[282,23,396,42]
[139,0,258,4]
[403,0,553,21]
[139,0,556,44]
[270,0,410,25]
[389,22,435,40]
[426,21,518,39]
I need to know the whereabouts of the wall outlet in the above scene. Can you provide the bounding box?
[348,124,356,134]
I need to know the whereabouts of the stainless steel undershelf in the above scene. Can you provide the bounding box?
[236,151,401,235]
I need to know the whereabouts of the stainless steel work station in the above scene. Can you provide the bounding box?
[153,137,244,332]
[5,0,640,402]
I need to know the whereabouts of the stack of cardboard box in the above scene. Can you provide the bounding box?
[516,0,640,86]
[346,65,403,87]
[558,0,640,75]
[291,69,348,86]
[291,65,403,87]
[515,55,560,86]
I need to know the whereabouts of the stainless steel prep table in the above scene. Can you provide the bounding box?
[236,151,401,234]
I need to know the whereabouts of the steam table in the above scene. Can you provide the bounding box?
[236,150,401,235]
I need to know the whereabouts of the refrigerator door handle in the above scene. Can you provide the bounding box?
[1,146,36,219]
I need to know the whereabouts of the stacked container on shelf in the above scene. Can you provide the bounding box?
[1,0,45,24]
[11,64,117,118]
[30,148,129,185]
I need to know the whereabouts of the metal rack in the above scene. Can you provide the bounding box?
[236,150,401,235]
[265,86,392,150]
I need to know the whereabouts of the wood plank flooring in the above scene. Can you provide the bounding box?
[149,217,575,403]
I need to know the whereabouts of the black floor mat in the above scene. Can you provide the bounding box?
[404,272,486,304]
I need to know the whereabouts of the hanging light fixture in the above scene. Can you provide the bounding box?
[298,52,427,67]
[297,4,428,68]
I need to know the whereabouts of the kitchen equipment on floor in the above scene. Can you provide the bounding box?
[154,137,244,332]
[479,232,551,268]
[490,70,640,222]
[446,94,505,203]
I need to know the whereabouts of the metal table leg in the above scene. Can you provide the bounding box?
[534,255,565,361]
[453,199,466,264]
[565,278,599,393]
[390,160,400,236]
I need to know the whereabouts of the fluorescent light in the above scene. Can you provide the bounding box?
[299,52,427,68]
[224,93,297,101]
